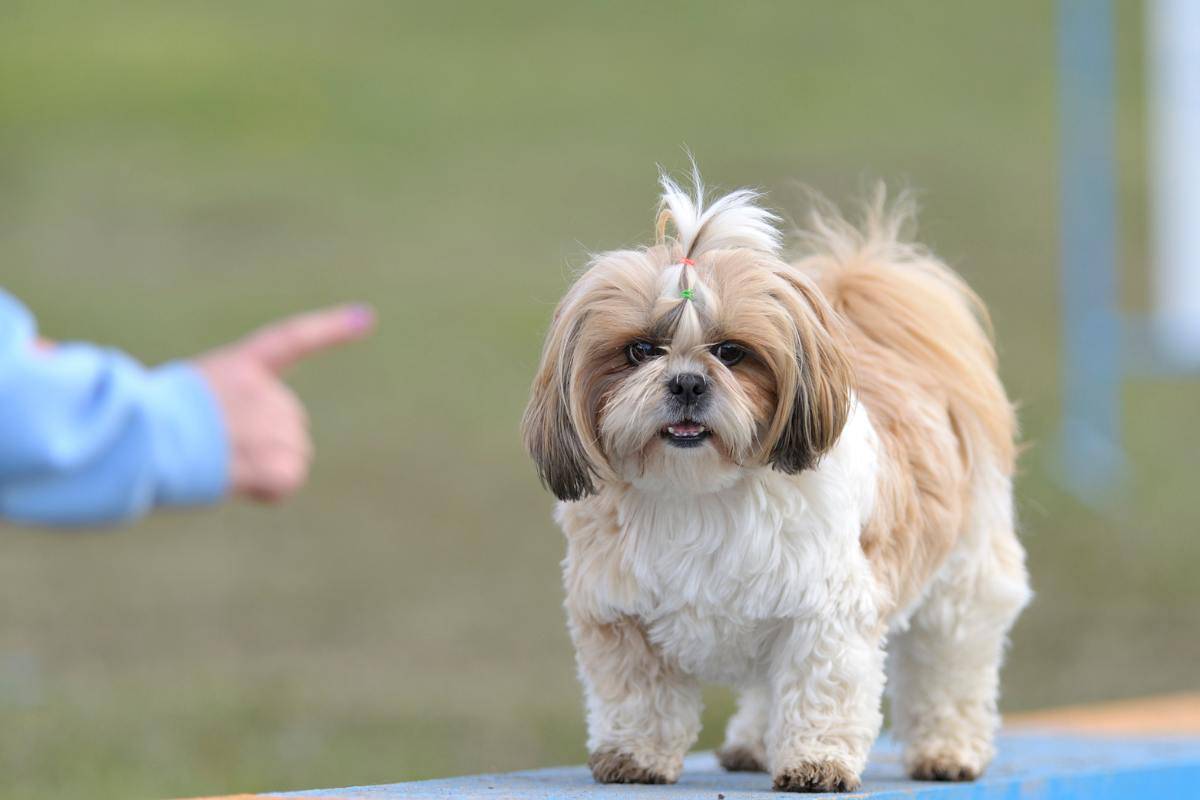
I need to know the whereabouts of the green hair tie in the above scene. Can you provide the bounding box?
[680,288,695,301]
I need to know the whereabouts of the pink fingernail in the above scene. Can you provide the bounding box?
[347,304,376,332]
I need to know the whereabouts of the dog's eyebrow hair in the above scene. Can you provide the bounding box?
[648,303,687,341]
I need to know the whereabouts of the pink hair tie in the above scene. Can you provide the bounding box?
[680,257,696,266]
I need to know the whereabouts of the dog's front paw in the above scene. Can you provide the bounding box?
[908,752,982,782]
[717,744,767,773]
[588,748,675,784]
[772,759,861,793]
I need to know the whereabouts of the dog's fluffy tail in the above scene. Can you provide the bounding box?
[792,186,1017,472]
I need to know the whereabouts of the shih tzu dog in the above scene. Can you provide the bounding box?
[522,167,1030,793]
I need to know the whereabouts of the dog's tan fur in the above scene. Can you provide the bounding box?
[796,189,1018,613]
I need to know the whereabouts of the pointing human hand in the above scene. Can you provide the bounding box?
[194,304,376,502]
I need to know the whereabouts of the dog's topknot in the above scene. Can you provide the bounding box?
[656,161,783,261]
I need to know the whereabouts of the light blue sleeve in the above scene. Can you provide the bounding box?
[0,289,230,527]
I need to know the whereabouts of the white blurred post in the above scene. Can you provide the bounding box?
[1149,0,1200,368]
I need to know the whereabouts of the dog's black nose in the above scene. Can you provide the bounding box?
[667,373,708,402]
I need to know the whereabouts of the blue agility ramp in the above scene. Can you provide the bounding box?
[267,732,1200,799]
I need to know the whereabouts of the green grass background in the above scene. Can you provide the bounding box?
[0,1,1197,798]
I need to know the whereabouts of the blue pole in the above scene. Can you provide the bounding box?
[1057,0,1124,499]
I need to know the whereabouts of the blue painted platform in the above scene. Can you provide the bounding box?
[272,733,1200,799]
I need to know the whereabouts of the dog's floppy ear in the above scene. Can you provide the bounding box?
[521,303,598,501]
[767,270,853,473]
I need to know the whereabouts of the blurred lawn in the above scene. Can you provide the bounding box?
[0,1,1197,798]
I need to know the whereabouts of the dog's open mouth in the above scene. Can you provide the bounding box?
[661,420,710,448]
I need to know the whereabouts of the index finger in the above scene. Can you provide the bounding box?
[240,304,376,373]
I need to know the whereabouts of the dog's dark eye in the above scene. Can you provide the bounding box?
[626,341,663,365]
[712,342,746,366]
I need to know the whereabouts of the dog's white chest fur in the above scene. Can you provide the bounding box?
[564,404,882,684]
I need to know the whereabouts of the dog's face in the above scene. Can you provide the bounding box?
[524,222,853,499]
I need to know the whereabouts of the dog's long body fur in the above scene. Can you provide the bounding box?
[523,170,1031,793]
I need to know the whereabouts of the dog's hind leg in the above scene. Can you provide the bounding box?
[717,684,770,772]
[887,469,1031,781]
[570,611,701,785]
